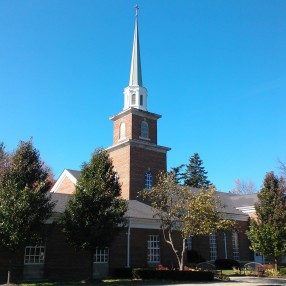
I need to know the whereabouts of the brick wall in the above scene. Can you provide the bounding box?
[55,177,76,194]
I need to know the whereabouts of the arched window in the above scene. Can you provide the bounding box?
[140,94,143,106]
[141,121,149,138]
[131,93,136,105]
[145,171,153,190]
[119,122,126,140]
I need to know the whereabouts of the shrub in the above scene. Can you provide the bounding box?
[215,259,240,270]
[112,267,133,279]
[187,250,206,264]
[132,268,214,281]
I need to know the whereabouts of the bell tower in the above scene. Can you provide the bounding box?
[106,6,170,200]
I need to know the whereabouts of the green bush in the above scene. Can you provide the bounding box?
[215,259,240,270]
[112,268,133,279]
[132,268,214,281]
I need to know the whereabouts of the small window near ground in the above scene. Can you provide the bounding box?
[147,235,160,263]
[24,246,45,264]
[232,232,240,261]
[185,237,192,251]
[209,234,217,261]
[94,247,109,263]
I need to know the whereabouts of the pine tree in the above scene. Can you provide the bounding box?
[247,172,286,269]
[0,140,55,283]
[61,148,127,278]
[183,153,212,188]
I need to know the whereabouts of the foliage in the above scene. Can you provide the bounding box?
[132,268,214,281]
[265,268,281,277]
[214,259,240,270]
[247,172,286,266]
[183,153,212,188]
[229,178,257,194]
[186,250,206,264]
[141,171,235,270]
[61,148,127,251]
[0,140,55,252]
[169,164,185,184]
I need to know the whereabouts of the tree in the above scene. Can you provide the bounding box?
[169,164,185,184]
[61,148,127,278]
[142,171,235,270]
[183,153,212,188]
[0,140,55,283]
[229,178,257,194]
[246,172,286,269]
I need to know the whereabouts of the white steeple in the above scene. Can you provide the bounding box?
[123,5,148,111]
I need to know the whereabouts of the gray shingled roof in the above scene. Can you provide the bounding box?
[66,169,81,180]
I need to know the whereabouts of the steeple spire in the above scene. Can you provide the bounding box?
[123,5,148,111]
[129,4,142,86]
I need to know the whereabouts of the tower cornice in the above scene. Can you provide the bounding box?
[110,107,161,122]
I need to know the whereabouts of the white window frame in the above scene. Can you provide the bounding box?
[24,246,45,265]
[185,237,192,251]
[147,235,160,263]
[94,247,109,263]
[209,234,217,261]
[232,232,240,261]
[131,93,136,105]
[145,171,153,190]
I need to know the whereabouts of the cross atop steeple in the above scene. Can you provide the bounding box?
[123,5,148,111]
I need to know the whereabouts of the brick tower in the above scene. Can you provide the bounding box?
[106,6,170,200]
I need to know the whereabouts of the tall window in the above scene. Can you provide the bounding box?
[24,246,45,264]
[185,237,192,251]
[119,122,126,140]
[140,94,143,106]
[145,171,153,190]
[94,247,109,263]
[147,235,160,263]
[209,234,217,261]
[131,93,136,105]
[232,232,240,261]
[141,121,149,138]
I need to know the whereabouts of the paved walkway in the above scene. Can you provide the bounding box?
[154,276,286,285]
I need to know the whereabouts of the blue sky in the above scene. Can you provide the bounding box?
[1,0,285,192]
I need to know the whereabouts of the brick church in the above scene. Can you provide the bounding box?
[0,7,258,282]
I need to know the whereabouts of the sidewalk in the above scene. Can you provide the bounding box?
[154,276,286,286]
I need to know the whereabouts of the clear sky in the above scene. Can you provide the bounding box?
[1,0,285,192]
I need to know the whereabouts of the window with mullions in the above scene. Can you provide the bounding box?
[147,235,160,263]
[145,171,153,190]
[209,234,217,261]
[232,232,240,261]
[185,237,192,251]
[24,246,45,264]
[94,247,109,263]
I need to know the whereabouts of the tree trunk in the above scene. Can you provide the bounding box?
[7,255,13,285]
[274,257,278,272]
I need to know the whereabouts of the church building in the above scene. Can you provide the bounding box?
[0,7,257,282]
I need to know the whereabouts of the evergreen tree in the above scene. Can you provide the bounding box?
[61,148,127,278]
[183,153,212,188]
[169,164,185,184]
[0,140,55,283]
[247,172,286,269]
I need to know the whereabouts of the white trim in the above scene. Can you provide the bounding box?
[50,169,78,193]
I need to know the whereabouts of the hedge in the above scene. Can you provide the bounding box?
[132,268,214,281]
